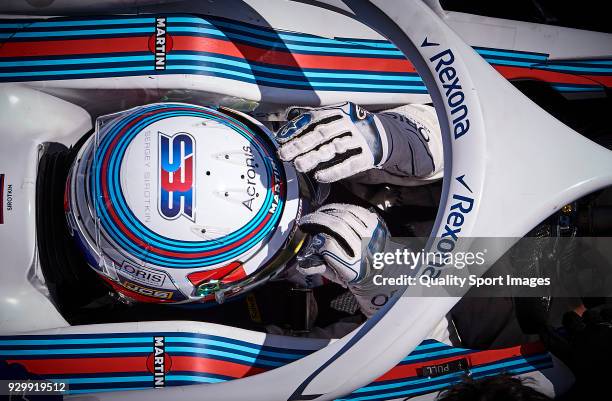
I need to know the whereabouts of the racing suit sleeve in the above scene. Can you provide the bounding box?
[350,104,444,186]
[276,102,443,186]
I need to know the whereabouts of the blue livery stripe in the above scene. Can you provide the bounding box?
[0,65,153,78]
[0,346,151,356]
[0,336,152,346]
[473,47,548,61]
[551,84,604,92]
[11,27,153,38]
[166,375,226,384]
[165,16,398,50]
[0,17,155,29]
[537,64,612,73]
[165,64,424,89]
[478,57,535,68]
[165,346,285,367]
[53,375,151,384]
[192,17,397,49]
[401,346,470,362]
[0,55,152,67]
[165,26,404,56]
[165,337,305,360]
[67,387,150,394]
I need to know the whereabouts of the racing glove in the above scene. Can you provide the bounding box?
[276,102,443,184]
[296,203,395,317]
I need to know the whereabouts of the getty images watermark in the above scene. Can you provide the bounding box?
[371,248,549,288]
[364,237,612,297]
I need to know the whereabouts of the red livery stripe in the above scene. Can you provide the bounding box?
[171,356,265,378]
[493,65,612,87]
[7,356,266,378]
[376,342,547,382]
[580,74,612,87]
[6,356,148,374]
[171,36,415,73]
[4,342,547,387]
[0,37,150,58]
[0,35,415,74]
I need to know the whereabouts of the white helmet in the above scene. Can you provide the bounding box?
[66,103,305,304]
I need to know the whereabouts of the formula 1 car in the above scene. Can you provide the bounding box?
[1,1,611,400]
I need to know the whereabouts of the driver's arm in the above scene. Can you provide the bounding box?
[276,102,443,186]
[296,202,452,344]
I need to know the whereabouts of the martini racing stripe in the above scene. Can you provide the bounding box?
[339,356,552,400]
[355,356,551,394]
[0,335,310,360]
[1,338,306,367]
[1,332,553,396]
[0,332,313,353]
[165,26,403,57]
[1,15,608,94]
[0,50,424,92]
[0,340,306,361]
[0,35,414,72]
[0,51,417,82]
[0,15,423,93]
[0,15,401,55]
[167,16,397,49]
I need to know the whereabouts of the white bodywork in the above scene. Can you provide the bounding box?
[0,85,88,332]
[1,1,610,400]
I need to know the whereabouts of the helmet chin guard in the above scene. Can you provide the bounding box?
[67,103,302,304]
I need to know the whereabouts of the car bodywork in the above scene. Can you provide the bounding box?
[1,1,611,400]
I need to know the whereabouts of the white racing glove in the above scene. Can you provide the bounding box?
[276,102,442,184]
[296,203,394,317]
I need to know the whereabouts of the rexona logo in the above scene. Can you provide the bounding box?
[422,175,475,279]
[159,131,195,221]
[429,47,471,140]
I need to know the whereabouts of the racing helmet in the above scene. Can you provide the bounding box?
[66,103,305,304]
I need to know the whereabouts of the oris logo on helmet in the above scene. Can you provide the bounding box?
[117,261,167,287]
[158,131,195,221]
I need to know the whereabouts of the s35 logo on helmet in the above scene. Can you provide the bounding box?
[158,131,195,221]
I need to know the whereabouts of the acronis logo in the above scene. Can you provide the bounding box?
[158,131,195,221]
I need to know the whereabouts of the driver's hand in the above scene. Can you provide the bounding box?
[296,203,386,284]
[296,203,392,317]
[275,102,387,183]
